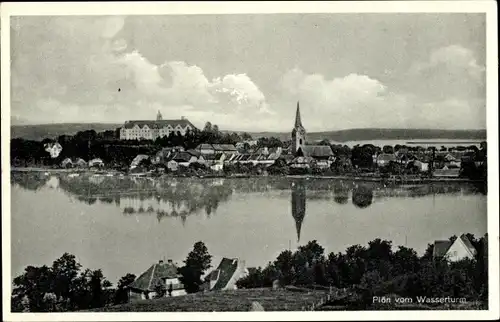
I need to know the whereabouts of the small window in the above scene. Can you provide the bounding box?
[299,139,303,145]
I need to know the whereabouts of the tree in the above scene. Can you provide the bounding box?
[12,265,54,312]
[241,132,253,141]
[178,241,212,293]
[392,246,420,276]
[273,250,294,285]
[203,122,212,133]
[297,240,325,267]
[114,273,136,304]
[50,253,82,310]
[382,145,394,154]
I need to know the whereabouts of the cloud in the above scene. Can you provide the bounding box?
[279,66,485,130]
[407,44,485,101]
[10,17,485,132]
[11,16,273,129]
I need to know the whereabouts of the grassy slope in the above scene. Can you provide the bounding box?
[11,123,486,142]
[87,288,328,312]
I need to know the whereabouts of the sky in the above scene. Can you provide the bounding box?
[10,14,486,132]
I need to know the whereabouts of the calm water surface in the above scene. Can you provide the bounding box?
[11,172,487,284]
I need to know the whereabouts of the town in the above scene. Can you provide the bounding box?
[11,102,488,184]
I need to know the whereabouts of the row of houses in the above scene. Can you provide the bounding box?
[61,158,105,169]
[374,150,474,175]
[128,257,249,301]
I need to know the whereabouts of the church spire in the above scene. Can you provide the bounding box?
[294,101,303,128]
[156,110,163,121]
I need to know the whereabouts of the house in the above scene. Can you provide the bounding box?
[74,158,88,168]
[196,144,216,155]
[298,145,334,161]
[433,234,477,262]
[154,148,173,164]
[130,155,150,169]
[206,258,249,291]
[186,149,206,164]
[171,152,197,167]
[61,158,73,168]
[433,168,460,177]
[290,156,315,169]
[128,259,186,301]
[223,153,238,164]
[412,160,429,172]
[215,144,238,154]
[44,142,63,158]
[89,158,104,168]
[209,153,226,171]
[376,153,396,167]
[119,112,197,140]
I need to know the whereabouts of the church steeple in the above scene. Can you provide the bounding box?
[294,101,303,128]
[156,110,163,121]
[291,101,306,155]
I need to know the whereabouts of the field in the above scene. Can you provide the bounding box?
[86,288,330,312]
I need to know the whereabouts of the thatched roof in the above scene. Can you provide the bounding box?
[129,261,181,292]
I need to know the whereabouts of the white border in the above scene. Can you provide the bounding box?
[1,1,498,321]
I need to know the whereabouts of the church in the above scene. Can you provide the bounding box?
[290,102,334,167]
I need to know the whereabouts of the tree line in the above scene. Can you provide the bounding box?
[236,234,488,309]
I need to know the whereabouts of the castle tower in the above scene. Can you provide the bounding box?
[156,110,163,121]
[291,101,306,156]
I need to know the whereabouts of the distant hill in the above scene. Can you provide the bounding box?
[244,128,487,142]
[11,123,122,140]
[10,123,486,142]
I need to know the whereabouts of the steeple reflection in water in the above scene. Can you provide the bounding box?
[291,179,306,242]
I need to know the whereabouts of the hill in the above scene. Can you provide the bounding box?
[11,123,122,140]
[10,123,486,142]
[243,128,486,142]
[85,288,329,312]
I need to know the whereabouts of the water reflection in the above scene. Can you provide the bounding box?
[291,180,306,242]
[352,185,374,209]
[10,172,487,229]
[333,183,350,205]
[11,172,49,191]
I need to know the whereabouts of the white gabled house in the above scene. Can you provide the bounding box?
[433,234,477,262]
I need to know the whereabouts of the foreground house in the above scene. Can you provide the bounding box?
[206,258,249,291]
[433,234,477,262]
[128,259,186,301]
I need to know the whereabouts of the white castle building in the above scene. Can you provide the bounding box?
[119,111,197,140]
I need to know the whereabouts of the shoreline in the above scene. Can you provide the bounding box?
[10,167,485,184]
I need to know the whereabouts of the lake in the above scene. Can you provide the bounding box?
[327,139,483,148]
[10,172,487,285]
